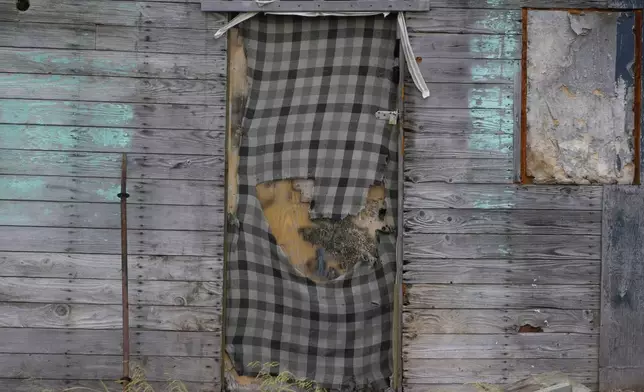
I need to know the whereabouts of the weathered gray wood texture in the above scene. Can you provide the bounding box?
[402,2,602,390]
[0,0,224,388]
[600,186,644,391]
[0,0,616,390]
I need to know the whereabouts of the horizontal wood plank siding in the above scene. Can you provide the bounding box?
[0,252,222,281]
[404,309,599,335]
[0,0,224,386]
[0,302,220,331]
[0,0,226,29]
[404,359,598,385]
[0,48,225,79]
[1,379,219,392]
[403,2,602,389]
[0,353,219,382]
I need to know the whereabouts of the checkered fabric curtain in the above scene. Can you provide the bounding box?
[226,14,399,391]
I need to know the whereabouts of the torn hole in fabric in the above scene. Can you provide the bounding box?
[256,179,395,283]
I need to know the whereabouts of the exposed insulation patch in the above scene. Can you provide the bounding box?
[300,185,392,275]
[525,10,637,184]
[257,180,389,283]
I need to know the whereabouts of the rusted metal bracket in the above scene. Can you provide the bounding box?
[118,153,131,389]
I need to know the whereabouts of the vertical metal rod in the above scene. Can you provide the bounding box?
[118,153,131,388]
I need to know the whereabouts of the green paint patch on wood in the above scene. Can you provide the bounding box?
[0,74,81,94]
[0,125,132,150]
[498,244,511,256]
[26,52,74,65]
[0,100,134,127]
[469,35,519,59]
[469,109,514,135]
[88,128,132,148]
[1,151,122,174]
[95,185,121,202]
[478,10,521,34]
[20,52,137,75]
[467,133,513,154]
[468,87,513,109]
[470,61,518,82]
[0,177,45,198]
[472,188,517,209]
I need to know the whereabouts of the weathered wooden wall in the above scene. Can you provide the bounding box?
[402,2,603,390]
[3,0,641,391]
[0,0,225,390]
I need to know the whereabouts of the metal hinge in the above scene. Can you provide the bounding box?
[375,110,398,125]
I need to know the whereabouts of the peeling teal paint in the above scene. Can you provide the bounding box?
[469,35,519,59]
[0,74,80,94]
[0,125,77,150]
[0,125,133,150]
[95,185,121,202]
[88,128,132,148]
[0,101,134,127]
[5,151,121,169]
[472,187,517,209]
[468,87,513,109]
[498,244,511,256]
[478,10,521,34]
[467,133,513,153]
[0,177,45,197]
[473,198,515,209]
[468,109,514,135]
[20,52,137,75]
[0,206,30,226]
[470,61,518,82]
[90,103,135,126]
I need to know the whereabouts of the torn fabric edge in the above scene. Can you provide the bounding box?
[215,11,430,99]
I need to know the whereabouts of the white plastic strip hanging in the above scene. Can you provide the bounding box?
[213,10,429,98]
[397,12,429,98]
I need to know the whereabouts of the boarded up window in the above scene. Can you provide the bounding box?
[521,9,642,184]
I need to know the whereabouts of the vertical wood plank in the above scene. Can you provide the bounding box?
[600,186,644,391]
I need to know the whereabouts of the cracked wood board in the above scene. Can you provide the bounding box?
[524,10,640,184]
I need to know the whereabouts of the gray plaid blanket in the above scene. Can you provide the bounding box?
[226,14,399,391]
